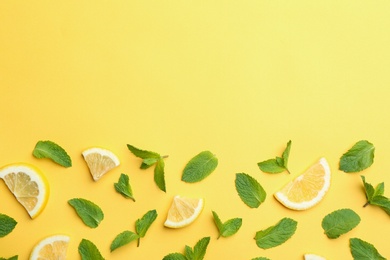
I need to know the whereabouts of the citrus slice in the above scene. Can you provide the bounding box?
[304,253,326,260]
[0,163,49,218]
[164,195,204,228]
[274,157,331,210]
[82,147,120,181]
[30,234,70,260]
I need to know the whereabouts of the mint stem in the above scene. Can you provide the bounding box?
[137,238,141,247]
[363,201,370,207]
[161,155,169,159]
[286,168,291,174]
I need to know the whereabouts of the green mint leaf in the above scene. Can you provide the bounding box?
[361,176,375,201]
[110,231,139,252]
[339,140,375,173]
[182,151,218,183]
[154,159,166,192]
[0,213,17,237]
[127,144,161,160]
[68,198,104,228]
[114,173,135,201]
[254,217,297,249]
[282,140,292,167]
[321,208,361,239]
[185,245,194,259]
[235,173,266,208]
[135,209,158,246]
[370,196,390,216]
[142,158,159,168]
[374,182,385,197]
[252,258,271,260]
[212,211,242,239]
[349,238,386,260]
[192,237,210,260]
[163,237,210,260]
[257,159,285,174]
[162,253,187,260]
[33,140,72,167]
[258,141,291,174]
[0,256,18,260]
[78,239,105,260]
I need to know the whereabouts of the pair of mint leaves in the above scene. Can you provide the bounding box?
[127,145,218,192]
[163,237,210,260]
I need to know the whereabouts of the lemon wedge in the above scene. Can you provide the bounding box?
[164,195,204,228]
[82,147,120,181]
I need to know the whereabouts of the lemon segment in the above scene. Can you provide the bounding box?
[274,158,331,210]
[29,234,70,260]
[82,147,120,181]
[0,163,50,218]
[304,253,326,260]
[164,195,204,228]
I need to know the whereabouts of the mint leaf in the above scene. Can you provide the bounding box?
[258,140,291,174]
[163,237,210,260]
[235,173,266,208]
[68,198,104,228]
[0,213,17,237]
[127,144,168,191]
[192,237,210,260]
[321,208,361,239]
[212,211,242,239]
[182,151,218,183]
[78,239,105,260]
[110,231,139,252]
[361,176,390,216]
[114,173,135,201]
[154,159,166,192]
[257,159,285,174]
[135,209,158,246]
[252,258,271,260]
[340,140,375,173]
[0,256,18,260]
[162,253,187,260]
[349,238,386,260]
[254,217,297,249]
[33,140,72,167]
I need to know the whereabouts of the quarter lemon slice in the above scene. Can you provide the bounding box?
[274,158,331,210]
[164,195,204,228]
[30,235,70,260]
[304,253,326,260]
[82,147,120,181]
[0,163,49,218]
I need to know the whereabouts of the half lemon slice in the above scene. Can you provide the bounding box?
[164,195,204,228]
[274,158,331,210]
[30,234,70,260]
[0,163,49,218]
[82,147,120,181]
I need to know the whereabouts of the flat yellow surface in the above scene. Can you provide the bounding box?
[1,1,390,259]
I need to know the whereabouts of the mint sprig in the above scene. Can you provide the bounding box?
[212,211,242,239]
[163,237,210,260]
[135,209,158,247]
[33,140,72,167]
[339,140,375,173]
[127,144,168,192]
[361,176,390,215]
[257,140,291,174]
[114,173,135,201]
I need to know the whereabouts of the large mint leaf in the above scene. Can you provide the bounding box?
[235,173,266,208]
[349,238,386,260]
[339,140,375,173]
[68,198,104,228]
[322,208,360,239]
[182,151,218,183]
[0,213,17,237]
[254,218,297,249]
[110,231,139,252]
[78,239,105,260]
[33,140,72,167]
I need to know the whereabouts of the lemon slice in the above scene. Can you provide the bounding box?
[30,234,70,260]
[304,253,326,260]
[82,147,120,181]
[164,195,204,228]
[0,163,49,218]
[274,158,331,210]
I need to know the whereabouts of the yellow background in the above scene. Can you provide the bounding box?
[1,1,390,259]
